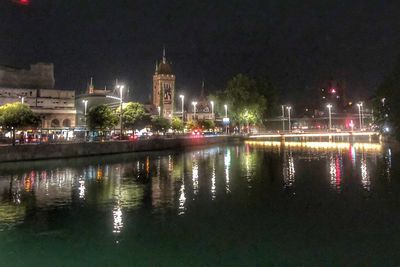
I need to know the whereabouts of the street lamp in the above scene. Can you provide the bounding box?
[281,105,285,131]
[82,100,88,140]
[82,100,88,117]
[210,101,214,119]
[357,102,363,130]
[19,96,24,104]
[286,106,292,132]
[192,101,197,120]
[117,85,124,136]
[224,104,228,118]
[326,104,332,131]
[179,95,184,120]
[224,104,228,134]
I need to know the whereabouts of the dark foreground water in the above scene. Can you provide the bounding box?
[0,141,398,266]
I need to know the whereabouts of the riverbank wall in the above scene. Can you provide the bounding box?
[0,136,243,162]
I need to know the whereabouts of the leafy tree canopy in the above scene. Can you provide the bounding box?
[171,117,184,132]
[88,105,118,131]
[0,102,40,145]
[215,74,268,127]
[151,116,170,133]
[122,102,150,130]
[198,119,215,130]
[373,56,400,138]
[0,102,40,131]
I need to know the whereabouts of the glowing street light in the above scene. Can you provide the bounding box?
[82,100,88,116]
[224,104,228,118]
[82,100,88,140]
[18,96,24,104]
[357,102,363,130]
[179,95,185,120]
[192,101,197,120]
[210,101,214,119]
[117,85,124,135]
[281,105,285,131]
[286,106,292,132]
[326,104,332,131]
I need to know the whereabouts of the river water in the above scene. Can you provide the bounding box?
[0,141,398,266]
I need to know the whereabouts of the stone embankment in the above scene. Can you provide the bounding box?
[0,136,243,162]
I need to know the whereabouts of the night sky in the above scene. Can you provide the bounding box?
[1,0,400,104]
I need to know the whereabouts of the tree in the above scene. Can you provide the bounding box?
[373,55,400,139]
[87,105,118,133]
[0,102,40,145]
[186,120,199,131]
[198,120,215,131]
[151,116,170,134]
[216,74,268,131]
[122,102,150,130]
[171,117,184,133]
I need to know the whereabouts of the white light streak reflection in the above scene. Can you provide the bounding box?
[211,159,216,200]
[224,149,231,193]
[283,151,295,189]
[78,178,85,199]
[112,205,123,233]
[192,157,199,195]
[178,183,186,215]
[361,154,371,191]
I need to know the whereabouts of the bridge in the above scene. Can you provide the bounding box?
[249,131,381,143]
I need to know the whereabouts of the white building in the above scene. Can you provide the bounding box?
[0,88,76,128]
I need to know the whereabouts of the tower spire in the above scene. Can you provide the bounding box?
[201,80,205,98]
[162,45,166,64]
[155,60,159,74]
[88,77,94,94]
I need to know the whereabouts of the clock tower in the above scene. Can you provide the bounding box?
[153,47,175,118]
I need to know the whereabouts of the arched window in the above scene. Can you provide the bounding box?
[51,119,60,128]
[62,119,71,128]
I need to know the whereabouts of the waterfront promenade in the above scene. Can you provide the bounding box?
[0,135,242,162]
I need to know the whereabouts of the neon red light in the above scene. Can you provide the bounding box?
[12,0,29,5]
[331,88,336,93]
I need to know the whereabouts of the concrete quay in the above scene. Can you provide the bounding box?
[0,135,243,162]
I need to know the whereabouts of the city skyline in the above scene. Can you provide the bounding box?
[1,1,400,103]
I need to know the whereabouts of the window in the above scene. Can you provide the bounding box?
[51,119,60,128]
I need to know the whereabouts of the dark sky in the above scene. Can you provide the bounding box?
[1,0,400,104]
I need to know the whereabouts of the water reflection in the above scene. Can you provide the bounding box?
[0,141,393,231]
[329,153,342,192]
[283,151,295,189]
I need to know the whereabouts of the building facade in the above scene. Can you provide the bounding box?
[186,82,215,122]
[0,88,76,128]
[152,48,175,118]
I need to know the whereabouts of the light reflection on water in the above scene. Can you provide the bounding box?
[0,141,396,265]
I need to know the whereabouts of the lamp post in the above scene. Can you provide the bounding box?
[117,85,124,137]
[281,105,285,131]
[19,96,24,104]
[82,100,88,141]
[357,103,363,130]
[326,104,332,131]
[224,104,228,134]
[224,104,228,118]
[179,95,184,121]
[192,101,197,120]
[82,100,88,117]
[210,101,214,119]
[286,106,292,132]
